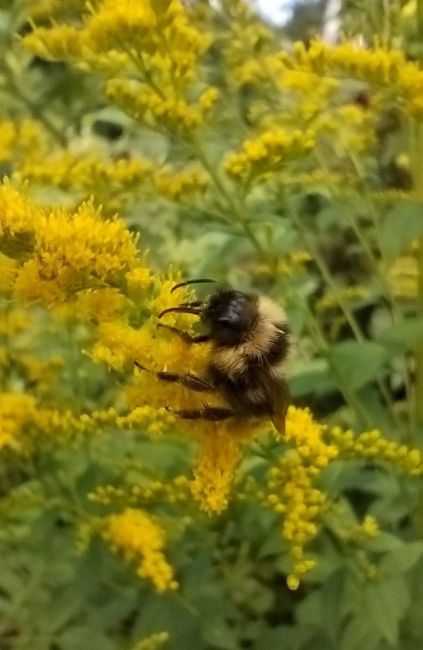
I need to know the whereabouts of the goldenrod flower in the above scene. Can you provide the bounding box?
[23,0,215,132]
[331,427,423,476]
[19,152,153,210]
[102,507,178,592]
[0,182,39,237]
[190,434,242,515]
[0,393,38,451]
[224,129,314,181]
[154,165,209,201]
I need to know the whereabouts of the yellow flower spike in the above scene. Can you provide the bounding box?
[23,25,84,62]
[0,182,39,238]
[76,288,127,322]
[102,507,178,592]
[190,434,242,515]
[284,39,423,120]
[154,165,209,201]
[331,426,423,476]
[224,128,314,181]
[19,153,153,205]
[84,0,158,53]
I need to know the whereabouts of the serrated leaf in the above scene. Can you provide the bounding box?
[380,201,423,259]
[380,542,423,577]
[328,341,389,389]
[363,576,410,646]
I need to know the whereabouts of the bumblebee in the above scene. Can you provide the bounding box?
[136,279,291,434]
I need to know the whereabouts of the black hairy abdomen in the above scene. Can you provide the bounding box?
[209,327,289,417]
[209,366,275,416]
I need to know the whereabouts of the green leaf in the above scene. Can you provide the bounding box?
[341,617,381,650]
[363,576,410,646]
[380,542,423,577]
[328,341,389,389]
[380,200,423,259]
[378,318,423,351]
[290,359,337,397]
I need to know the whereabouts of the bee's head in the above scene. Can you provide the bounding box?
[202,289,258,345]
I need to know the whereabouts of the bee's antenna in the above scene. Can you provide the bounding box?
[159,306,201,319]
[170,278,216,294]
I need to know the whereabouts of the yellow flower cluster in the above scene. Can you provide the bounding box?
[0,393,38,451]
[284,406,339,466]
[288,40,405,84]
[353,515,380,541]
[0,119,45,165]
[19,152,153,211]
[388,252,417,298]
[154,165,209,201]
[267,453,324,591]
[263,407,423,589]
[102,507,178,592]
[76,288,128,322]
[224,129,314,181]
[190,434,242,515]
[331,427,423,475]
[89,477,190,510]
[316,285,369,312]
[106,81,218,132]
[0,183,39,238]
[4,195,142,306]
[285,40,423,120]
[266,407,337,588]
[23,0,217,132]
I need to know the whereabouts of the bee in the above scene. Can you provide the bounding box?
[135,279,291,434]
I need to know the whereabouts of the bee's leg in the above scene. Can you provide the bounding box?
[169,405,235,421]
[135,362,214,392]
[157,323,210,344]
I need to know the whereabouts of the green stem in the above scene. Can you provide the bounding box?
[299,295,371,429]
[289,205,398,425]
[411,120,423,431]
[2,66,66,147]
[189,137,275,267]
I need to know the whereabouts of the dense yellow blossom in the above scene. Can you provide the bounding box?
[190,434,242,515]
[154,165,209,201]
[224,129,314,181]
[0,393,38,451]
[75,288,128,322]
[19,152,153,208]
[284,40,423,119]
[0,119,46,166]
[23,25,85,62]
[23,0,216,132]
[389,252,417,298]
[284,406,339,467]
[0,182,39,237]
[331,427,423,476]
[102,507,178,592]
[107,80,218,132]
[9,198,142,305]
[125,266,153,295]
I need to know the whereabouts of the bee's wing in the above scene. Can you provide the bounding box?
[265,375,289,435]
